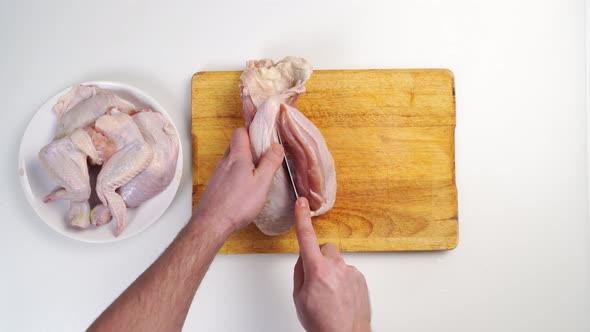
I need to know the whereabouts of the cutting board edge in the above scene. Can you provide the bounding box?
[192,68,455,80]
[218,232,459,255]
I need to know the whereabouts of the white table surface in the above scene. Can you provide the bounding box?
[1,1,588,331]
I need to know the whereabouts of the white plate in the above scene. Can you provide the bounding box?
[18,81,183,243]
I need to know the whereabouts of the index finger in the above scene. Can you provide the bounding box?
[229,126,251,154]
[294,197,322,267]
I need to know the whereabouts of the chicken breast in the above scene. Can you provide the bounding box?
[240,57,336,235]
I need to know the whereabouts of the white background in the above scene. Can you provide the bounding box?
[1,0,588,331]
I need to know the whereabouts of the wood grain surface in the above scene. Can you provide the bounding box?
[192,69,457,254]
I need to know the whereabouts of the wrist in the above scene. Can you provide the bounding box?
[189,213,235,244]
[355,321,371,332]
[358,325,371,332]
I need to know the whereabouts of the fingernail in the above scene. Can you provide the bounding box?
[272,144,284,155]
[297,197,308,208]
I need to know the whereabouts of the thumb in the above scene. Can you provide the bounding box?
[255,143,284,186]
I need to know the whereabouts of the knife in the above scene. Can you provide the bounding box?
[275,128,299,199]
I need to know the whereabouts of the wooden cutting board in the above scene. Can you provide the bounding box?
[192,69,457,254]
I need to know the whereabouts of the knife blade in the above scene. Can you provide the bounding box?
[275,128,299,199]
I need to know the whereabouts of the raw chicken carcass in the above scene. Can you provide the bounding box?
[239,57,336,235]
[94,110,153,236]
[38,128,101,228]
[90,110,179,225]
[55,85,136,138]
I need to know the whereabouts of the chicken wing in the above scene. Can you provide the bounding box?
[94,110,153,236]
[90,111,179,226]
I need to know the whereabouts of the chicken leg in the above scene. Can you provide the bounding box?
[38,128,100,228]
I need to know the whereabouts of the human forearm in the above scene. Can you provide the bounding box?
[89,128,284,331]
[88,216,231,332]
